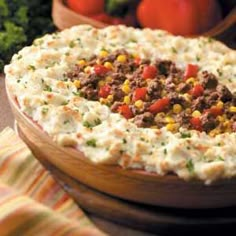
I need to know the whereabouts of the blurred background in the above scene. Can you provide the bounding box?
[0,0,235,72]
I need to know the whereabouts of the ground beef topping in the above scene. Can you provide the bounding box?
[66,49,236,136]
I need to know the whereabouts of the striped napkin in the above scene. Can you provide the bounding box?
[0,127,105,236]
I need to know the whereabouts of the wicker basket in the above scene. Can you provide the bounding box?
[52,0,236,47]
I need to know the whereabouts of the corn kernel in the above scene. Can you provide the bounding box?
[223,120,231,128]
[117,54,127,63]
[84,66,91,73]
[186,77,195,84]
[123,96,131,105]
[182,93,191,102]
[209,128,220,137]
[124,79,130,85]
[173,104,182,113]
[217,115,225,122]
[73,80,81,88]
[216,101,224,109]
[107,95,113,102]
[99,50,108,57]
[96,59,101,65]
[78,59,86,66]
[165,116,175,123]
[192,110,201,118]
[166,123,178,132]
[122,84,131,94]
[98,80,105,87]
[104,61,113,70]
[229,106,236,113]
[105,76,113,83]
[134,100,144,109]
[99,98,107,104]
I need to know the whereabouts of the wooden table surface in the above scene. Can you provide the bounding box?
[0,76,154,236]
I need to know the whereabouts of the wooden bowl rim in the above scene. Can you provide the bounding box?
[54,0,236,37]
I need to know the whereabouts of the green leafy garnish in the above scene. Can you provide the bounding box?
[180,132,191,138]
[86,139,97,147]
[186,159,194,174]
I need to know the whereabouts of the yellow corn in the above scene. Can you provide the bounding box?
[98,80,105,87]
[166,123,178,132]
[192,110,201,118]
[173,104,182,113]
[165,116,175,123]
[99,50,108,57]
[104,61,113,70]
[223,120,231,128]
[134,100,144,109]
[73,80,81,88]
[209,128,220,137]
[117,54,127,63]
[99,98,107,104]
[122,84,131,94]
[124,79,130,85]
[186,77,195,84]
[229,106,236,113]
[216,101,224,109]
[84,66,91,73]
[96,59,101,65]
[123,96,131,105]
[78,59,86,66]
[183,93,191,102]
[217,115,225,122]
[105,76,113,83]
[107,95,113,102]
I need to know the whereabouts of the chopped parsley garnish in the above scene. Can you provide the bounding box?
[217,68,223,77]
[161,142,165,146]
[44,85,52,92]
[17,55,22,60]
[61,100,69,106]
[186,159,194,174]
[180,132,191,138]
[171,47,177,53]
[123,138,127,144]
[163,148,167,155]
[17,79,21,83]
[69,41,76,48]
[196,55,200,61]
[28,65,36,70]
[86,139,97,147]
[42,107,48,114]
[64,120,70,125]
[216,156,224,161]
[83,118,101,128]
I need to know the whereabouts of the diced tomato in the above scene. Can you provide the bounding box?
[99,85,111,98]
[134,57,141,65]
[118,105,133,119]
[142,65,157,79]
[207,106,223,117]
[94,65,110,75]
[190,117,202,131]
[149,97,170,114]
[190,84,204,97]
[133,87,147,101]
[184,64,199,79]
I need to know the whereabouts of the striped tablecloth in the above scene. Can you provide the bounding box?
[0,127,105,236]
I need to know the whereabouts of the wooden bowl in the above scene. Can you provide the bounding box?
[5,82,236,209]
[52,0,236,48]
